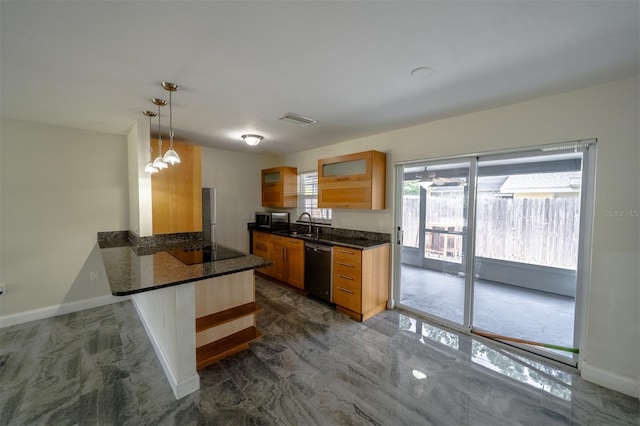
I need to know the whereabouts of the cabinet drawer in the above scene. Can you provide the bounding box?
[333,270,360,292]
[333,246,361,264]
[270,235,285,243]
[333,260,362,278]
[253,232,270,244]
[333,283,361,312]
[285,238,304,250]
[253,241,269,257]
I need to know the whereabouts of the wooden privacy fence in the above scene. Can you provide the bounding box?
[403,196,580,269]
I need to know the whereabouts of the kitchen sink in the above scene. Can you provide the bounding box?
[274,230,312,237]
[289,231,313,237]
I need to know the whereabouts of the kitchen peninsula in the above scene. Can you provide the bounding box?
[98,231,271,399]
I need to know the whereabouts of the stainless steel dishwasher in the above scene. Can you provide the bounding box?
[304,242,333,303]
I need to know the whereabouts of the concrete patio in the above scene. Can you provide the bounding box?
[399,264,576,358]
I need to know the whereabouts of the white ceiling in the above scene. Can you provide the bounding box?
[1,1,638,155]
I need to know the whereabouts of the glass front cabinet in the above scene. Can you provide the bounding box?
[261,166,297,208]
[318,150,386,210]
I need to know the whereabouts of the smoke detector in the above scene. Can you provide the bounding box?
[278,113,317,126]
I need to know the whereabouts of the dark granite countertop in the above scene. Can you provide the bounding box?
[248,224,391,250]
[98,234,272,296]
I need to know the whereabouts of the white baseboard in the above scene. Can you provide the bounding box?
[0,294,129,329]
[131,296,200,400]
[581,361,640,398]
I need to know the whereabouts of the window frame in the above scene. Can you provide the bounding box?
[297,171,332,225]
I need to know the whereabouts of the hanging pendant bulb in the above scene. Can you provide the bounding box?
[152,98,168,170]
[144,147,159,174]
[143,110,159,174]
[162,82,181,165]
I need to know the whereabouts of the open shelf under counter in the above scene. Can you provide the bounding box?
[194,270,263,370]
[196,327,263,369]
[196,302,263,332]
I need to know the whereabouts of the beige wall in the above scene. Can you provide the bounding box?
[0,119,129,317]
[127,119,153,237]
[284,77,640,394]
[200,146,279,252]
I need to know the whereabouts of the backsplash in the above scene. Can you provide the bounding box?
[249,223,391,243]
[98,230,203,248]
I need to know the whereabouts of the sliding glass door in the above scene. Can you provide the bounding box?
[395,142,594,365]
[471,151,584,359]
[398,160,473,326]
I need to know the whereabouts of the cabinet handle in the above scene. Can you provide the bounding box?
[336,177,350,181]
[337,287,354,294]
[336,204,350,208]
[336,249,354,255]
[338,274,354,281]
[337,262,354,268]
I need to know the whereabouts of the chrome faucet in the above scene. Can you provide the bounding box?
[298,212,313,234]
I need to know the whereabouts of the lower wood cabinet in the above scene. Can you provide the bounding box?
[252,231,271,275]
[251,231,304,290]
[285,238,305,289]
[332,244,390,321]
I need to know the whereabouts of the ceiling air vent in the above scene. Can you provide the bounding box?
[278,113,317,126]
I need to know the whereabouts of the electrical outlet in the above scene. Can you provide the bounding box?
[0,283,5,295]
[90,271,99,281]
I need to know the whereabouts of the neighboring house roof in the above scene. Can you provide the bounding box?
[500,171,581,194]
[418,172,581,195]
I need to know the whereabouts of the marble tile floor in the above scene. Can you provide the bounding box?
[0,275,637,425]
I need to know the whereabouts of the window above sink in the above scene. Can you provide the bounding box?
[297,171,332,225]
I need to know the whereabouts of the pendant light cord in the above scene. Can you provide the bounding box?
[169,90,174,149]
[157,104,163,152]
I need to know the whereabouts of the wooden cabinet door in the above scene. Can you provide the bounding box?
[152,141,202,233]
[318,181,373,210]
[317,150,386,210]
[261,166,297,208]
[285,238,304,289]
[269,236,286,281]
[252,232,272,276]
[319,152,371,183]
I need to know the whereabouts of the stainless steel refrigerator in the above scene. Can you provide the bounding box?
[202,188,217,248]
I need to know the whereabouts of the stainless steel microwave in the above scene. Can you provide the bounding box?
[255,212,290,230]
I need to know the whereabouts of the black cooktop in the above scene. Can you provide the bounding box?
[166,244,245,265]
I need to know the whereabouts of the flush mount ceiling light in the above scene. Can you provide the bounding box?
[278,112,317,126]
[151,98,168,170]
[143,110,159,174]
[161,82,181,165]
[410,67,433,80]
[242,134,263,146]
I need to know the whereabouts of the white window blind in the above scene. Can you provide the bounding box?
[297,171,332,224]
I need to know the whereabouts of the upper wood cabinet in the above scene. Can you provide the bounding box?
[262,166,297,208]
[318,150,386,210]
[152,141,202,234]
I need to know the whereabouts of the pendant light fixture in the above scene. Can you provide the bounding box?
[151,98,168,170]
[143,110,159,174]
[161,82,181,165]
[242,134,263,146]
